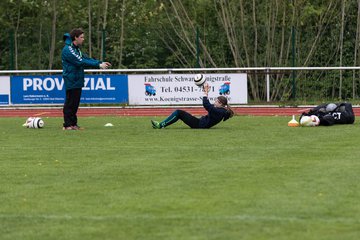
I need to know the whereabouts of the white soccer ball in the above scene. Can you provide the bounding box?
[194,73,206,87]
[300,115,320,127]
[25,117,44,128]
[326,103,337,112]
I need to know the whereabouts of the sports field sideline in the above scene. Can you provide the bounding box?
[2,105,360,117]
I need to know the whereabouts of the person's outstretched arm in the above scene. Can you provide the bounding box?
[202,83,213,111]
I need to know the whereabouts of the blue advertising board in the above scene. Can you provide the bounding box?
[10,75,128,104]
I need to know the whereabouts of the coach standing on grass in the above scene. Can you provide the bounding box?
[62,28,111,130]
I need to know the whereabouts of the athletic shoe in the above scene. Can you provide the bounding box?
[151,120,161,129]
[72,125,84,130]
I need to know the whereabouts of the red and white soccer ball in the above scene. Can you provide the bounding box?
[310,115,320,126]
[23,117,44,129]
[300,115,320,127]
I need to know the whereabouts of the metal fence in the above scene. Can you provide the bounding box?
[1,67,360,103]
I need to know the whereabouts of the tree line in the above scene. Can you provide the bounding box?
[1,0,360,101]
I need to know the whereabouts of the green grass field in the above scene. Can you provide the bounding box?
[0,116,359,240]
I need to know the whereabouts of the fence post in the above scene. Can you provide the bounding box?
[102,28,106,61]
[9,30,14,70]
[196,27,200,68]
[266,68,270,102]
[291,23,296,100]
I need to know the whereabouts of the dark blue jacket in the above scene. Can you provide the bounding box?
[199,97,231,128]
[62,33,101,90]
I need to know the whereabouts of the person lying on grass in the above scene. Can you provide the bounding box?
[151,83,234,129]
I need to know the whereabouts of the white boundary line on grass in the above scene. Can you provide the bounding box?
[0,214,358,224]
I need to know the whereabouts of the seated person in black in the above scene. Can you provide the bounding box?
[151,83,234,129]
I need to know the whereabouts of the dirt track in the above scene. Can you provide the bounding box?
[1,106,360,117]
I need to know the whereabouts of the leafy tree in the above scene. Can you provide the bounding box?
[1,0,360,101]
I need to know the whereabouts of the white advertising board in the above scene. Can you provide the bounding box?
[0,76,10,105]
[128,73,247,105]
